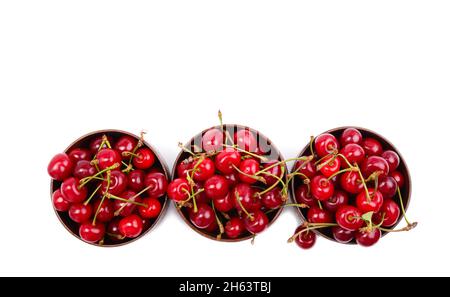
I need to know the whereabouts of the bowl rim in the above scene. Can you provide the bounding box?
[172,123,286,242]
[290,126,412,244]
[50,129,171,247]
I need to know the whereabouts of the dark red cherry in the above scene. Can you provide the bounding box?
[215,149,241,174]
[204,175,229,199]
[294,158,317,179]
[202,128,224,152]
[225,217,245,239]
[232,183,259,212]
[379,176,398,198]
[332,226,354,243]
[311,175,334,201]
[48,153,73,181]
[294,226,316,249]
[307,206,332,224]
[362,138,383,156]
[340,171,363,194]
[113,190,140,217]
[97,148,121,170]
[319,155,341,178]
[138,197,162,219]
[261,188,284,209]
[390,171,405,188]
[52,189,70,212]
[355,228,381,247]
[373,199,400,227]
[315,133,339,157]
[189,203,215,229]
[89,136,109,153]
[234,129,257,152]
[132,148,155,170]
[223,171,239,187]
[106,219,124,241]
[262,161,283,186]
[294,185,317,207]
[340,128,363,146]
[238,159,260,184]
[176,161,193,179]
[167,178,190,202]
[79,222,105,243]
[382,150,400,172]
[204,219,218,233]
[323,190,349,213]
[244,210,269,234]
[101,170,127,196]
[92,199,114,223]
[145,171,168,198]
[192,182,209,204]
[192,158,215,182]
[68,148,91,163]
[340,143,365,165]
[119,214,143,238]
[127,169,145,192]
[355,188,384,213]
[69,203,92,223]
[336,205,364,231]
[213,192,234,212]
[114,136,137,159]
[73,160,96,179]
[61,177,87,203]
[361,156,390,178]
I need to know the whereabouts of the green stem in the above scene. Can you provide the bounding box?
[232,164,266,184]
[288,223,338,243]
[222,144,267,162]
[257,167,286,197]
[235,191,254,220]
[79,163,119,188]
[355,164,371,201]
[83,185,101,206]
[397,187,412,226]
[327,167,354,181]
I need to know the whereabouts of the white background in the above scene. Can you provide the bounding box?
[0,1,449,277]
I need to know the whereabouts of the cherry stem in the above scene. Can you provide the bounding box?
[106,232,125,240]
[327,167,355,181]
[255,157,309,176]
[397,187,414,227]
[122,151,139,158]
[181,188,198,213]
[83,184,101,206]
[101,135,112,149]
[309,136,315,156]
[178,142,196,157]
[92,171,111,225]
[126,131,146,166]
[121,161,133,173]
[316,154,338,171]
[317,200,323,210]
[107,194,148,207]
[112,184,153,216]
[336,153,355,169]
[211,202,225,237]
[189,156,205,183]
[314,151,336,166]
[232,164,267,184]
[78,163,120,188]
[257,167,286,197]
[355,163,371,201]
[378,222,418,233]
[222,144,268,162]
[288,223,338,243]
[235,191,254,221]
[218,110,234,146]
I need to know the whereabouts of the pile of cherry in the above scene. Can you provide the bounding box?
[48,133,168,245]
[168,125,286,240]
[290,128,416,248]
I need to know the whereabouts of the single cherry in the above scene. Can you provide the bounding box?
[132,147,155,170]
[307,206,332,224]
[106,219,124,241]
[294,185,317,207]
[167,178,190,202]
[101,170,127,196]
[340,143,365,165]
[223,171,239,187]
[362,156,390,178]
[52,189,70,212]
[294,158,317,179]
[68,148,91,163]
[119,214,143,238]
[390,171,405,188]
[336,205,364,231]
[60,177,87,203]
[113,190,140,217]
[238,159,260,184]
[362,138,383,156]
[315,133,339,157]
[128,169,145,192]
[261,188,284,209]
[332,226,354,243]
[69,203,92,223]
[215,149,241,174]
[232,183,259,212]
[355,188,384,213]
[373,199,400,227]
[92,199,114,223]
[355,228,381,247]
[225,217,245,239]
[243,210,269,234]
[311,175,334,201]
[379,176,398,198]
[189,203,215,229]
[138,197,162,219]
[381,150,400,172]
[340,128,363,146]
[145,171,168,198]
[234,129,257,152]
[340,171,363,194]
[176,161,193,178]
[97,148,121,170]
[192,158,215,182]
[213,192,234,212]
[79,222,105,243]
[323,190,349,213]
[48,153,73,181]
[73,160,96,179]
[89,136,109,153]
[114,136,137,159]
[294,226,316,249]
[202,128,224,152]
[204,175,229,199]
[319,155,341,178]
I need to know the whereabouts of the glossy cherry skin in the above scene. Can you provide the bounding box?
[79,222,105,243]
[73,160,96,179]
[68,148,91,163]
[202,128,224,152]
[355,228,381,247]
[340,171,363,194]
[340,128,363,146]
[223,171,239,187]
[119,214,143,238]
[52,189,70,212]
[382,150,400,172]
[204,175,229,199]
[176,161,192,178]
[262,161,283,186]
[362,138,383,156]
[379,176,398,198]
[340,143,365,165]
[61,177,88,203]
[138,197,162,219]
[294,184,317,207]
[294,226,316,249]
[332,226,354,243]
[106,219,124,241]
[315,133,339,157]
[261,188,284,209]
[294,158,317,179]
[145,171,168,198]
[48,153,73,181]
[167,178,190,202]
[192,158,215,182]
[215,149,241,174]
[114,136,137,159]
[311,175,334,201]
[356,189,384,213]
[244,210,269,234]
[238,159,260,184]
[213,192,234,212]
[324,190,349,213]
[234,129,257,152]
[192,182,209,204]
[127,169,145,192]
[373,199,400,227]
[319,155,341,178]
[92,199,114,223]
[101,170,127,196]
[336,205,364,231]
[390,171,405,188]
[69,203,92,223]
[132,148,155,170]
[113,190,139,217]
[189,203,215,229]
[362,156,390,178]
[225,217,245,239]
[204,219,218,233]
[97,148,122,170]
[232,183,259,212]
[89,136,109,153]
[307,206,332,224]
